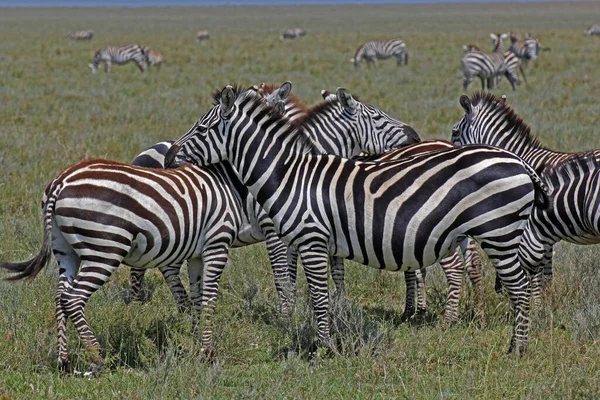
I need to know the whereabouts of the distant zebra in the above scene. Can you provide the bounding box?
[461,33,508,90]
[0,159,244,369]
[166,85,551,355]
[452,92,600,303]
[68,30,93,41]
[144,48,164,70]
[88,43,147,73]
[280,28,306,41]
[509,32,549,66]
[350,39,408,68]
[585,24,600,36]
[197,30,210,41]
[463,43,526,90]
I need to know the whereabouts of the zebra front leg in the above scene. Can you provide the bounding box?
[104,60,111,73]
[401,271,417,321]
[263,228,293,315]
[330,257,345,298]
[440,249,465,328]
[299,247,332,351]
[136,61,146,73]
[128,267,146,303]
[287,247,299,291]
[416,268,427,314]
[158,264,190,313]
[55,275,71,371]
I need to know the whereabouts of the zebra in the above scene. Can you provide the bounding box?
[509,32,549,66]
[350,39,408,68]
[280,28,306,41]
[585,25,600,36]
[451,91,600,302]
[0,159,245,370]
[461,33,508,90]
[197,30,210,41]
[144,48,164,70]
[68,30,93,41]
[165,85,551,355]
[463,44,526,90]
[88,44,147,73]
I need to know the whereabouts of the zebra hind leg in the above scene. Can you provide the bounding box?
[159,264,190,313]
[416,268,427,315]
[463,238,485,323]
[439,249,465,328]
[263,227,293,315]
[401,271,417,321]
[128,267,146,303]
[330,257,345,299]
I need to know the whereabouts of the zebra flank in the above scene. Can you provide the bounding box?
[68,30,93,40]
[461,33,508,90]
[169,84,552,355]
[352,39,408,68]
[88,43,147,73]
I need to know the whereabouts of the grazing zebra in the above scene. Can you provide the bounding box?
[280,28,306,41]
[166,85,551,355]
[144,48,164,70]
[452,91,600,302]
[461,33,508,90]
[0,159,245,369]
[197,30,210,40]
[88,43,147,73]
[509,32,549,66]
[68,30,93,41]
[585,24,600,36]
[463,44,526,90]
[350,39,408,68]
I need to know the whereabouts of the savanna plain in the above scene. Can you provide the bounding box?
[1,3,600,398]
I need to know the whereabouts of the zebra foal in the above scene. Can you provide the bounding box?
[351,39,408,68]
[166,85,550,355]
[88,43,147,73]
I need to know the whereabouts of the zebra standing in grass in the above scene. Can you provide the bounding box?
[166,85,551,355]
[461,33,508,90]
[197,30,210,40]
[280,28,306,41]
[585,25,600,36]
[463,44,526,90]
[68,30,93,41]
[351,39,408,68]
[143,47,164,70]
[0,159,246,370]
[509,32,548,66]
[88,43,147,73]
[452,92,600,302]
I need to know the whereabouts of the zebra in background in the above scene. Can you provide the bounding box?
[197,30,210,40]
[452,92,600,303]
[166,84,551,355]
[280,28,306,41]
[509,32,549,66]
[88,43,147,73]
[461,33,508,90]
[68,30,93,41]
[463,43,526,90]
[585,25,600,36]
[0,159,245,369]
[142,46,164,70]
[350,39,408,68]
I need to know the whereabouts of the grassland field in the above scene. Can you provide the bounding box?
[0,3,600,398]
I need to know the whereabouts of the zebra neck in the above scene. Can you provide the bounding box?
[302,112,360,158]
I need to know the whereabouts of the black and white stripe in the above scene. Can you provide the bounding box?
[68,30,93,40]
[0,159,244,369]
[88,43,147,73]
[463,44,526,91]
[351,39,408,68]
[280,28,306,41]
[167,85,551,355]
[461,33,508,90]
[452,92,600,302]
[509,32,547,66]
[585,25,600,36]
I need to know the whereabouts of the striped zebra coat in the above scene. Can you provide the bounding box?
[585,25,600,36]
[0,159,245,369]
[351,39,408,68]
[461,33,508,90]
[280,28,306,41]
[68,30,93,40]
[509,32,548,66]
[452,92,600,302]
[88,43,147,73]
[463,44,526,90]
[166,85,550,355]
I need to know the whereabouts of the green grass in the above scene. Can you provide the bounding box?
[1,3,600,398]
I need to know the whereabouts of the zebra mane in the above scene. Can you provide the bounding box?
[469,91,545,150]
[294,93,362,127]
[543,153,600,193]
[225,86,323,155]
[257,83,309,115]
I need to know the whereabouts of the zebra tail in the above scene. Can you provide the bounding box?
[0,183,58,281]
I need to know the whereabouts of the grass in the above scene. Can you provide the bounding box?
[1,2,600,398]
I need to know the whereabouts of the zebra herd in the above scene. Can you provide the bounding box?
[3,77,600,371]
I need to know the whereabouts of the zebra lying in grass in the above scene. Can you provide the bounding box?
[166,84,550,355]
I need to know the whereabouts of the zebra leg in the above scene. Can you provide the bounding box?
[287,247,299,291]
[104,61,111,73]
[487,77,495,90]
[440,249,464,328]
[136,61,146,73]
[330,257,345,298]
[401,271,417,321]
[55,275,71,371]
[298,247,332,350]
[416,268,427,314]
[263,227,293,314]
[541,247,553,288]
[128,268,146,303]
[463,238,484,320]
[479,76,486,90]
[159,264,190,313]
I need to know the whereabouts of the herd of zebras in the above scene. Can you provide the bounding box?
[1,24,599,371]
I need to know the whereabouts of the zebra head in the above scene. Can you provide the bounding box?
[319,88,420,156]
[451,92,508,146]
[88,63,98,73]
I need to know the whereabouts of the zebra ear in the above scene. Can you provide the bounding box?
[221,85,236,117]
[336,88,357,112]
[490,33,498,42]
[459,94,472,115]
[278,82,292,100]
